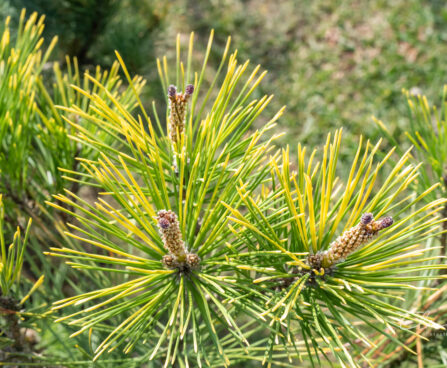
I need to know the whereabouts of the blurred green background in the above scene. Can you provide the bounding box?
[3,0,447,150]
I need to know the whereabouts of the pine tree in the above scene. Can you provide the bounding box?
[1,10,446,368]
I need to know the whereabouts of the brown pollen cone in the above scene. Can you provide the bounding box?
[157,210,201,270]
[157,210,186,261]
[186,253,200,269]
[168,84,194,145]
[320,213,393,268]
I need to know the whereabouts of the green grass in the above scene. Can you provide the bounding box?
[181,0,447,153]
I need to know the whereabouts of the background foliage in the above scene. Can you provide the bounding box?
[3,0,447,150]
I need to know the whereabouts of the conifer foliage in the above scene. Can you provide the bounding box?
[1,10,447,368]
[225,132,446,366]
